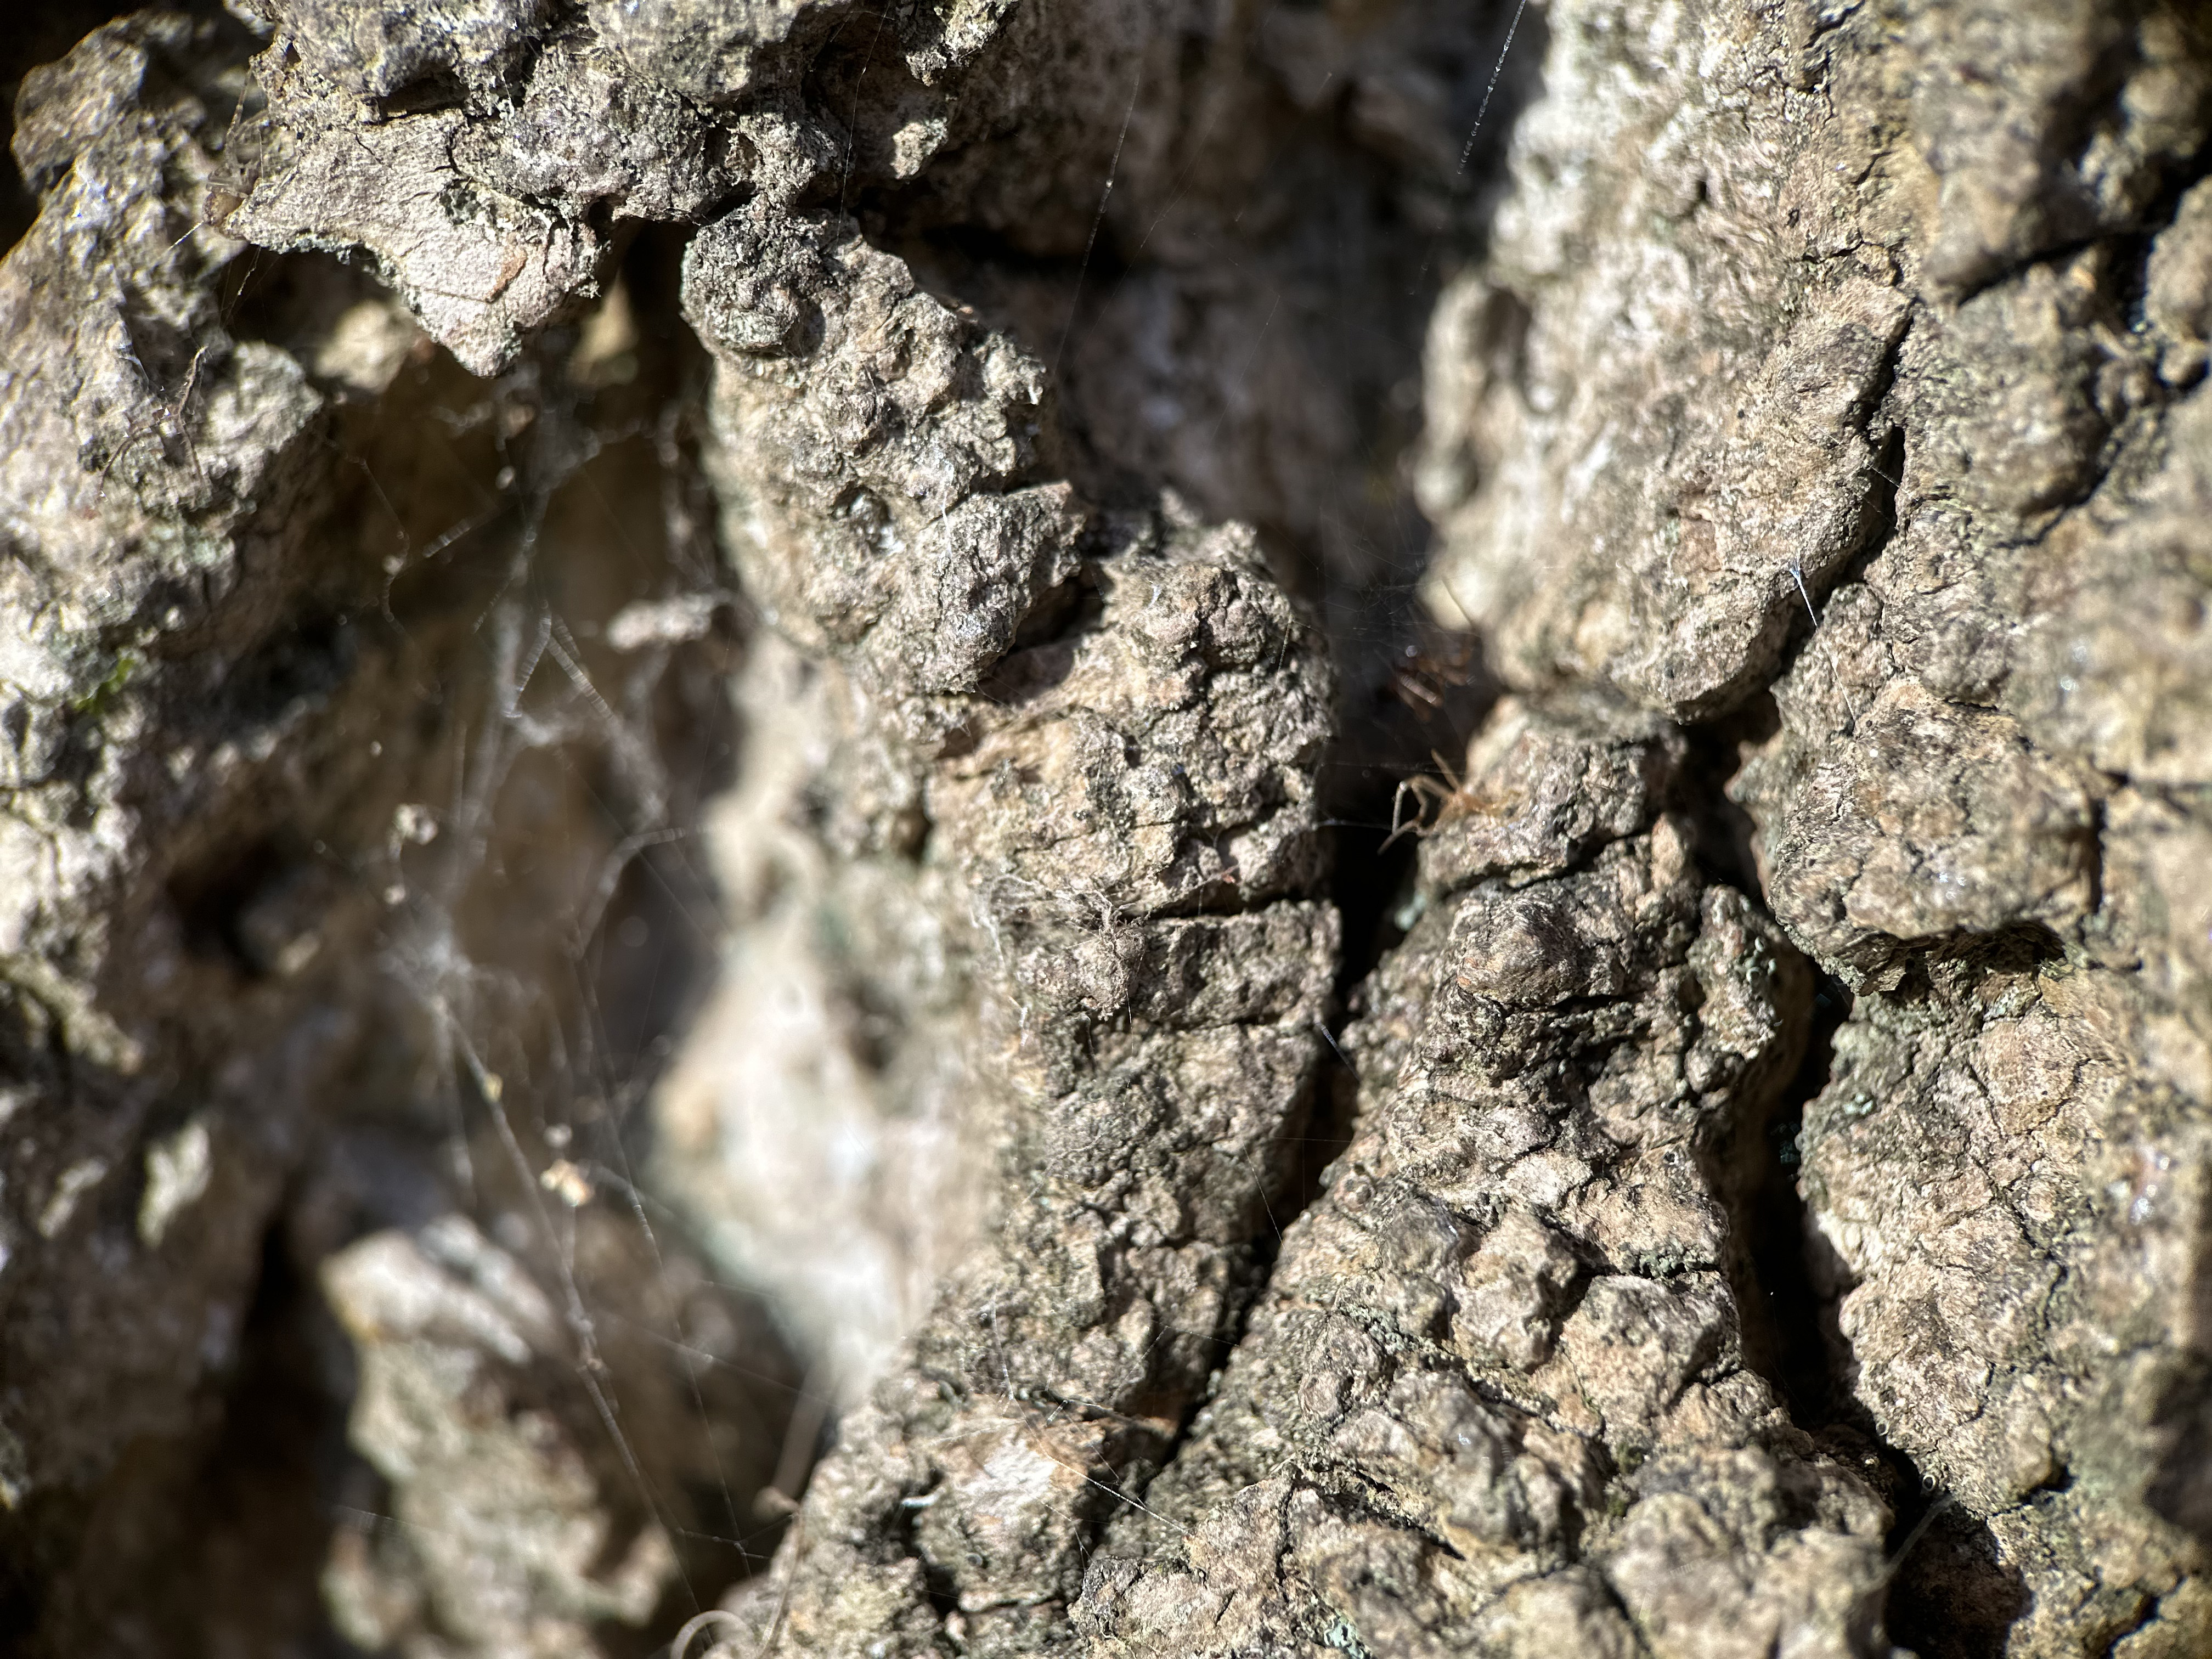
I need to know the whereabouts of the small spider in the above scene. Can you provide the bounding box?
[1384,749,1515,847]
[89,342,213,510]
[1386,630,1480,716]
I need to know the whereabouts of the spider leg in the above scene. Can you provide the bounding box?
[1381,774,1441,849]
[168,345,213,495]
[95,419,165,502]
[94,345,213,503]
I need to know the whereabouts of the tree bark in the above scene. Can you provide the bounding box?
[1,2,2208,1656]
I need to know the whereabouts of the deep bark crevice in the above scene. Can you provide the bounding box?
[1733,966,1855,1431]
[1883,1496,2036,1659]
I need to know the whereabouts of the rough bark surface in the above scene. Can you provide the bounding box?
[2,2,2209,1657]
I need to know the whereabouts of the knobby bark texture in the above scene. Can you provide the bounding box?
[0,2,2208,1657]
